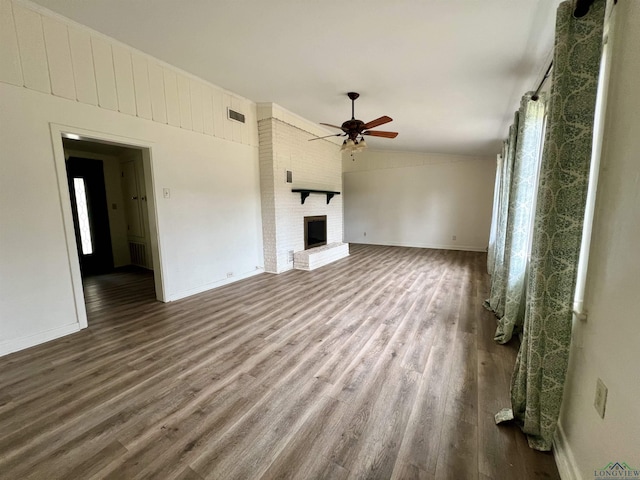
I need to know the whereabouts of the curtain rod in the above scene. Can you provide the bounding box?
[531,61,553,101]
[531,0,601,101]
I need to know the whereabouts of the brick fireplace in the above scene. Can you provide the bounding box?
[257,103,349,273]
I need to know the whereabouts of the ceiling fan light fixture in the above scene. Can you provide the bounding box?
[324,92,396,153]
[339,137,367,153]
[340,139,356,151]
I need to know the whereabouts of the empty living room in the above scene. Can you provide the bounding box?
[1,1,638,479]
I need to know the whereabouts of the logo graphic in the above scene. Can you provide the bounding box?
[594,462,640,479]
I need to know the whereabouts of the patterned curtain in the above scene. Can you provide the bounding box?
[497,0,605,451]
[484,114,518,317]
[494,92,547,344]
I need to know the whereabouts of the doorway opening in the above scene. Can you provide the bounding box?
[62,136,158,318]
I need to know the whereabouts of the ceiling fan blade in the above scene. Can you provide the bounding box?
[309,133,344,141]
[362,116,392,130]
[320,123,347,132]
[363,130,398,138]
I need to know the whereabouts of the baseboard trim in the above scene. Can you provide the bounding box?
[166,268,263,302]
[345,239,487,252]
[0,323,82,357]
[554,423,581,480]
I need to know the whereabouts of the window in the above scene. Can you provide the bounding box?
[73,177,93,255]
[574,31,611,316]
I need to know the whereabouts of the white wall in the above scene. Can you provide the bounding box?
[0,0,263,356]
[258,104,343,273]
[343,150,495,251]
[557,2,640,478]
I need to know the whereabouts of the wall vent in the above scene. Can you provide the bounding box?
[227,108,245,123]
[129,241,147,267]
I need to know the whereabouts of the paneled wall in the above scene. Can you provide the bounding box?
[0,0,257,147]
[0,0,263,356]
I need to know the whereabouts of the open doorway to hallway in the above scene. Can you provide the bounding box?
[62,137,157,316]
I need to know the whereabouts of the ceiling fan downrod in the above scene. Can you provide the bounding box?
[347,92,359,120]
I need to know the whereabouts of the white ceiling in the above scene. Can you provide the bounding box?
[32,0,561,156]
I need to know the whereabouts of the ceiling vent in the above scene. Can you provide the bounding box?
[227,108,245,124]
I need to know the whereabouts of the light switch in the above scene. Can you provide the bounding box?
[163,188,170,199]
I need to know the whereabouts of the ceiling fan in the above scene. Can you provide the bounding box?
[310,92,398,150]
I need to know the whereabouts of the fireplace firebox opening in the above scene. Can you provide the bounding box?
[304,215,327,250]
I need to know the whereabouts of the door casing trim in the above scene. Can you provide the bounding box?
[49,123,166,331]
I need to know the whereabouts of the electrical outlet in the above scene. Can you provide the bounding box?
[594,378,608,418]
[364,232,367,237]
[226,272,233,278]
[452,235,457,241]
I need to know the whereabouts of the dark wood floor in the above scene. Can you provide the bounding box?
[0,244,560,480]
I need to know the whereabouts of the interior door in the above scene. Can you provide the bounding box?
[120,160,144,238]
[66,157,114,276]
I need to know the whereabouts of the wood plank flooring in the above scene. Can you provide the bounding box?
[0,244,560,480]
